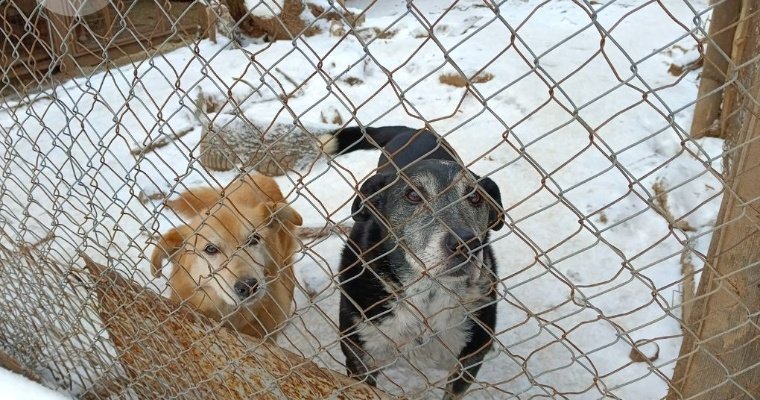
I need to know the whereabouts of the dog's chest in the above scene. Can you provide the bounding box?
[357,281,483,370]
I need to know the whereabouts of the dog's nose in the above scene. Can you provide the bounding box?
[233,278,259,299]
[445,229,482,255]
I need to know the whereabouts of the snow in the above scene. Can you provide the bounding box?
[245,0,285,17]
[0,0,723,399]
[0,368,71,400]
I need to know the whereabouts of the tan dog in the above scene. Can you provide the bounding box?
[151,174,302,341]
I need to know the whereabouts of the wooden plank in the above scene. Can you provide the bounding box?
[667,62,760,400]
[719,0,760,143]
[690,0,742,139]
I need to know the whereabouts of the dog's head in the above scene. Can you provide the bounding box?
[151,184,302,320]
[351,159,504,280]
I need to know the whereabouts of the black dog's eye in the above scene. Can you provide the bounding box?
[468,191,482,205]
[203,244,219,255]
[246,233,261,246]
[404,189,423,204]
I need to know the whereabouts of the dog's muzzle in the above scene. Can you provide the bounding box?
[233,277,260,301]
[441,229,484,277]
[445,228,482,255]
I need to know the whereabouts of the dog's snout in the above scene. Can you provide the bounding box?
[445,228,482,255]
[233,278,259,299]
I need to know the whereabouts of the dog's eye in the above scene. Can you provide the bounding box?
[404,189,422,204]
[468,191,482,205]
[203,244,219,255]
[246,233,261,246]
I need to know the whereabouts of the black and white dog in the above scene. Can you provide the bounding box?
[322,126,504,399]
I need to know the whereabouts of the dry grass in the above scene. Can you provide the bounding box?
[651,180,696,232]
[296,222,353,239]
[0,350,41,383]
[81,255,389,399]
[375,28,397,39]
[439,71,494,87]
[668,57,703,77]
[651,179,697,329]
[355,27,397,41]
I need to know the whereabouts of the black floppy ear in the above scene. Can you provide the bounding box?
[475,174,505,231]
[351,174,392,222]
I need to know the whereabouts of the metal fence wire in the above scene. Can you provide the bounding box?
[0,0,758,399]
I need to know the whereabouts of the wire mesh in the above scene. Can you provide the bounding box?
[0,0,757,399]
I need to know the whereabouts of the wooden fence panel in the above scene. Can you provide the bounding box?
[667,8,760,394]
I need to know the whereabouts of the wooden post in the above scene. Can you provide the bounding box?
[667,40,760,400]
[719,0,759,142]
[689,0,742,139]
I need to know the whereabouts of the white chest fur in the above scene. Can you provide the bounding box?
[355,278,487,371]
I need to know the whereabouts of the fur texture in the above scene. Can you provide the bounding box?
[332,126,504,399]
[151,173,302,341]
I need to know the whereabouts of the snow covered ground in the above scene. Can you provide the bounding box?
[0,368,70,400]
[0,0,725,398]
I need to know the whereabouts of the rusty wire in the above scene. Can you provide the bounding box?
[0,0,757,399]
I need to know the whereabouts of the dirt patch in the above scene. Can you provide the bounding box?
[342,76,364,86]
[439,71,494,87]
[629,339,660,362]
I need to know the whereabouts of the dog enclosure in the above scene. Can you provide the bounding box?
[0,0,758,399]
[1,0,212,91]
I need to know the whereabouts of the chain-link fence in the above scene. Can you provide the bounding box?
[1,0,758,399]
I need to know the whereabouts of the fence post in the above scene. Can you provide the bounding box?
[689,0,741,139]
[667,12,760,396]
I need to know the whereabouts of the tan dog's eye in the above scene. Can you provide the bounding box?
[203,244,219,255]
[246,233,261,246]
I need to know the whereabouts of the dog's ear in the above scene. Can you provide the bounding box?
[351,174,392,222]
[262,201,303,227]
[150,226,192,278]
[476,175,505,231]
[167,187,221,217]
[227,174,285,206]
